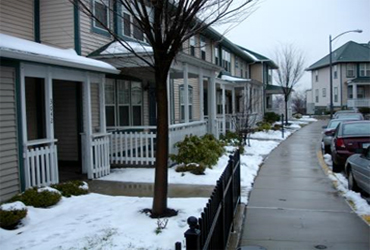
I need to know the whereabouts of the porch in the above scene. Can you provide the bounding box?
[347,79,370,108]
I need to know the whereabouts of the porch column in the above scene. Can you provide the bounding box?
[167,73,171,124]
[99,75,106,133]
[209,74,217,136]
[20,65,29,188]
[183,63,189,123]
[45,67,58,183]
[243,85,247,114]
[221,85,226,135]
[232,88,236,114]
[199,69,204,121]
[352,83,358,99]
[82,73,93,178]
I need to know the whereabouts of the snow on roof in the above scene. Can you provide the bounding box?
[221,74,250,82]
[242,49,259,61]
[0,33,119,74]
[101,41,153,55]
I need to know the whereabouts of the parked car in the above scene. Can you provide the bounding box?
[330,120,370,173]
[335,112,364,120]
[321,118,359,154]
[333,109,357,118]
[345,146,370,194]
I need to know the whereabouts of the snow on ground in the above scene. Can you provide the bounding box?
[3,116,349,250]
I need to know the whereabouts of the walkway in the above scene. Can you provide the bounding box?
[239,120,370,250]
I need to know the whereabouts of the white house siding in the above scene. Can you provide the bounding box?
[53,81,79,161]
[312,67,330,108]
[40,0,74,49]
[143,82,149,126]
[0,66,20,202]
[0,0,34,40]
[251,64,263,82]
[79,1,113,56]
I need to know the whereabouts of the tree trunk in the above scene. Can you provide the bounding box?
[151,60,170,217]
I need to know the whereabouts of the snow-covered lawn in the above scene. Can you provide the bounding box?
[10,117,365,250]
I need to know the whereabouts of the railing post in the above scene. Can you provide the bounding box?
[281,114,285,138]
[175,242,182,250]
[184,216,200,250]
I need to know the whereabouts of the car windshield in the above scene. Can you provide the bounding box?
[328,120,341,129]
[336,113,363,120]
[342,123,370,136]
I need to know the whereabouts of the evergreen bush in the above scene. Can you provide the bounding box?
[0,201,27,230]
[10,187,61,208]
[175,163,206,175]
[264,112,280,124]
[51,180,89,197]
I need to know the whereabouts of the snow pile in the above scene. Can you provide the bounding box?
[101,41,153,55]
[250,129,292,140]
[0,201,26,212]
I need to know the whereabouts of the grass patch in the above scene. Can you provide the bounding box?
[361,215,370,224]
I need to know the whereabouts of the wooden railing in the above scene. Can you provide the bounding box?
[90,133,111,178]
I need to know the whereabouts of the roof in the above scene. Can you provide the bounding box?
[347,77,370,83]
[237,46,279,69]
[0,33,119,74]
[307,41,370,71]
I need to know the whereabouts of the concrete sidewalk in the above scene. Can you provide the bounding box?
[239,120,370,250]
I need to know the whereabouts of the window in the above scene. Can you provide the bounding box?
[133,18,144,41]
[322,88,326,97]
[315,89,319,103]
[93,0,109,32]
[348,86,353,99]
[216,90,222,114]
[214,47,219,65]
[235,57,239,69]
[123,12,131,36]
[359,63,370,77]
[358,86,365,99]
[315,70,318,82]
[121,8,144,41]
[105,79,143,126]
[334,87,338,102]
[222,49,231,72]
[240,69,243,78]
[190,36,196,56]
[179,85,193,121]
[333,65,338,79]
[347,63,355,78]
[200,36,206,60]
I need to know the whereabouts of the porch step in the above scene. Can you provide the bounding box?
[88,180,214,198]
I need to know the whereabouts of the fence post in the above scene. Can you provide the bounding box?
[281,114,285,138]
[175,242,182,250]
[184,216,200,250]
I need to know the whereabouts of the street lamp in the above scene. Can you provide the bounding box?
[329,29,362,118]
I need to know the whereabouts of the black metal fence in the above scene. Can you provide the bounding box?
[176,149,241,250]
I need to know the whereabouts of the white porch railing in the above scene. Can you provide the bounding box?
[169,121,208,155]
[90,133,111,178]
[24,139,58,189]
[110,127,157,166]
[347,98,370,108]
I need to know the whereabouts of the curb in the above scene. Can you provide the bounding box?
[316,150,370,226]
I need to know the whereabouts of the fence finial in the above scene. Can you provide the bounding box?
[185,216,200,250]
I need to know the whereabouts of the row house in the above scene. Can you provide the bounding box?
[306,41,370,114]
[0,0,278,202]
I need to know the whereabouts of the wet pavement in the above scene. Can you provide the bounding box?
[239,120,370,250]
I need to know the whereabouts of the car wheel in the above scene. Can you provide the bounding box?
[324,145,331,154]
[348,170,360,192]
[332,160,342,173]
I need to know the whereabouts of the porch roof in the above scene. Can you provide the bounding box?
[348,77,370,84]
[0,33,119,74]
[220,74,250,83]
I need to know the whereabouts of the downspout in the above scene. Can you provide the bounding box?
[73,0,81,55]
[34,0,40,43]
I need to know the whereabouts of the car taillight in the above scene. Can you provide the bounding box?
[336,138,345,148]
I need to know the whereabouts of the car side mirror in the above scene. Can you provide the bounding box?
[324,130,335,136]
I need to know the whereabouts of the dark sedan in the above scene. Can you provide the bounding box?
[330,120,370,173]
[345,146,370,194]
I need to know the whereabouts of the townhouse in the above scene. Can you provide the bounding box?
[0,0,277,202]
[306,41,370,114]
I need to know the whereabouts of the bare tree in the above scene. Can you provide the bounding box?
[291,91,306,115]
[274,44,305,124]
[73,0,258,217]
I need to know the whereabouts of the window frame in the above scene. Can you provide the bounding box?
[315,89,319,103]
[92,0,110,36]
[334,87,338,102]
[214,47,219,65]
[322,88,326,97]
[346,63,355,78]
[359,63,370,77]
[222,49,231,72]
[333,65,338,79]
[315,70,318,82]
[179,85,193,121]
[200,36,206,60]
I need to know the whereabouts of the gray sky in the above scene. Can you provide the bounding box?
[215,0,370,92]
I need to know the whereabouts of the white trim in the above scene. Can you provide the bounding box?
[183,63,189,123]
[199,68,204,121]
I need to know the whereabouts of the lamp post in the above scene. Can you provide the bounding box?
[329,29,362,118]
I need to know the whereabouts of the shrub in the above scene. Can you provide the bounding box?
[358,107,370,115]
[10,187,61,208]
[220,131,244,154]
[272,124,282,131]
[170,134,225,168]
[256,122,272,132]
[175,163,206,175]
[0,201,27,230]
[51,180,89,197]
[264,112,280,124]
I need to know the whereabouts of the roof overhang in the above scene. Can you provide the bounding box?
[0,33,119,74]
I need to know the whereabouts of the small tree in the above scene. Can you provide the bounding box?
[291,91,306,115]
[73,0,258,217]
[274,44,305,124]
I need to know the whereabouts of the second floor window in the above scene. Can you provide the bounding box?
[333,65,338,79]
[322,88,326,97]
[315,70,318,82]
[315,89,319,103]
[359,63,370,77]
[200,36,206,60]
[334,87,338,102]
[121,9,144,41]
[222,49,231,72]
[190,36,196,56]
[214,47,219,65]
[93,0,109,31]
[347,63,355,78]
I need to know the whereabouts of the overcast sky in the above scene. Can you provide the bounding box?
[214,0,370,92]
